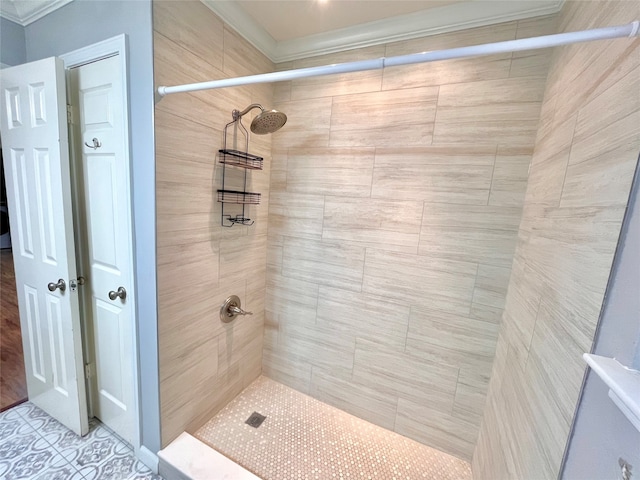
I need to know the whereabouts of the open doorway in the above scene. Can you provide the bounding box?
[0,139,27,411]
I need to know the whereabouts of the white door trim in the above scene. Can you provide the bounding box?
[60,35,141,455]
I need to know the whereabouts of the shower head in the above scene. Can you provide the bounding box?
[232,104,287,135]
[251,109,287,135]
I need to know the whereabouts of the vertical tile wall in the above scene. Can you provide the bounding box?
[473,1,640,478]
[264,16,556,460]
[154,1,274,446]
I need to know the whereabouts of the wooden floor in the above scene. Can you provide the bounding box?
[0,249,27,411]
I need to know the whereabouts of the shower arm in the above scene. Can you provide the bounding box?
[157,21,639,97]
[232,104,264,121]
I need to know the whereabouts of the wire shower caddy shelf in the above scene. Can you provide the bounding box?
[217,116,263,227]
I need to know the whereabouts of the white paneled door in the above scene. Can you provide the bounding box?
[68,54,135,445]
[0,57,89,436]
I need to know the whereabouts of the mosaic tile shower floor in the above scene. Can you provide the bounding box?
[0,402,162,480]
[195,376,472,480]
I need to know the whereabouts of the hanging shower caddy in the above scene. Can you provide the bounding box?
[217,115,263,227]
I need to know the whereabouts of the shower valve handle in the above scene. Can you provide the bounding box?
[220,295,252,323]
[229,305,253,316]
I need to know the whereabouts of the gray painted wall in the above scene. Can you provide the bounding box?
[0,17,26,66]
[562,157,640,479]
[24,0,160,455]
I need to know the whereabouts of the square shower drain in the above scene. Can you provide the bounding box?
[245,412,266,428]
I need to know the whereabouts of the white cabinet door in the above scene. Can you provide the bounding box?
[0,57,88,436]
[68,54,135,445]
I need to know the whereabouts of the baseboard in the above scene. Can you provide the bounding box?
[137,445,159,474]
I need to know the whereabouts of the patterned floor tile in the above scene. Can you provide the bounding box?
[0,402,162,480]
[0,412,36,442]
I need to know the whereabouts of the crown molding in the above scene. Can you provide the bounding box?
[201,0,278,57]
[0,0,73,26]
[202,0,564,64]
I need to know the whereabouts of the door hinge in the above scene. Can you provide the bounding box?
[84,363,94,379]
[66,104,75,124]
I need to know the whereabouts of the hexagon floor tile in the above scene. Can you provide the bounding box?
[195,376,472,480]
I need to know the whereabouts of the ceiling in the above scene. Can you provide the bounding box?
[202,0,563,62]
[233,1,464,42]
[0,0,564,62]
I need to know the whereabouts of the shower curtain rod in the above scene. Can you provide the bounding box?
[157,21,639,97]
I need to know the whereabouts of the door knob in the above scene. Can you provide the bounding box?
[108,287,126,301]
[84,137,102,149]
[47,279,66,292]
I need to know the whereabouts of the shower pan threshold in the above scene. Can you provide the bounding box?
[160,376,471,479]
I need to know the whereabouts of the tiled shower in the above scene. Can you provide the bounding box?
[154,1,640,479]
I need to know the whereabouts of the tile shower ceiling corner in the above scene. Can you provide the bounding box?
[201,0,565,62]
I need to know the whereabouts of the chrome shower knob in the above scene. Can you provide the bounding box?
[220,295,253,323]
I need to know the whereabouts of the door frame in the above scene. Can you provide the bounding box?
[60,35,142,455]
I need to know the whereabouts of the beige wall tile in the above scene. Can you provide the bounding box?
[396,398,477,461]
[499,255,541,371]
[383,54,511,91]
[323,197,422,253]
[269,192,325,240]
[222,25,273,78]
[437,76,545,108]
[285,147,374,197]
[158,242,219,296]
[421,203,522,230]
[272,97,332,149]
[259,6,549,463]
[375,145,497,166]
[372,148,495,205]
[469,302,503,326]
[316,286,410,350]
[154,32,252,129]
[405,307,499,368]
[155,109,220,167]
[561,83,640,207]
[262,347,312,394]
[510,51,553,78]
[219,234,267,286]
[472,263,512,310]
[273,81,291,103]
[218,311,264,378]
[290,46,384,100]
[266,270,319,313]
[453,365,492,423]
[153,0,224,70]
[353,339,459,413]
[282,237,365,292]
[488,146,532,207]
[474,2,640,477]
[155,1,272,446]
[515,15,558,39]
[310,369,398,431]
[433,76,545,146]
[419,204,521,268]
[363,249,477,315]
[329,87,438,147]
[268,149,287,193]
[279,322,355,378]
